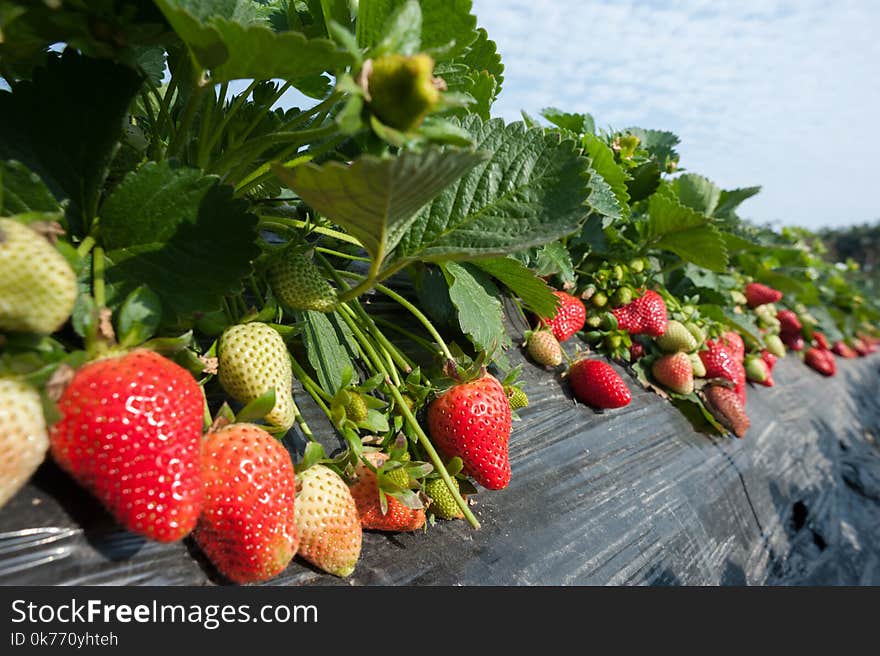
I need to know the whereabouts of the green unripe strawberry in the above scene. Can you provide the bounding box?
[383,464,410,489]
[218,322,296,430]
[267,249,337,312]
[611,286,633,307]
[689,352,707,377]
[591,291,608,308]
[656,320,698,353]
[505,385,529,410]
[0,218,76,334]
[629,258,645,273]
[685,321,705,345]
[764,334,786,358]
[367,53,440,132]
[611,265,624,281]
[745,356,768,383]
[424,477,464,520]
[344,392,369,423]
[586,315,603,329]
[605,333,622,349]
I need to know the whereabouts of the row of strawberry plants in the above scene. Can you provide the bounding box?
[0,0,878,584]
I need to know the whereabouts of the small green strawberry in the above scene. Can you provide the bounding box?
[0,378,49,508]
[656,320,698,353]
[218,322,296,430]
[689,352,707,377]
[367,53,441,132]
[267,249,337,313]
[344,392,369,423]
[505,385,529,410]
[382,462,411,489]
[764,334,786,358]
[684,321,706,345]
[0,218,76,334]
[526,329,563,367]
[425,477,464,520]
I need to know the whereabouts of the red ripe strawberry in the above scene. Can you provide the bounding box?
[760,349,778,371]
[722,331,745,363]
[568,358,632,409]
[349,452,425,531]
[538,291,586,342]
[427,373,511,490]
[812,332,830,350]
[745,282,782,308]
[195,423,298,584]
[612,289,667,337]
[700,341,746,404]
[777,310,802,335]
[704,386,750,438]
[781,332,805,351]
[852,338,871,357]
[50,350,203,542]
[652,353,694,395]
[805,348,836,377]
[629,341,645,361]
[832,341,858,359]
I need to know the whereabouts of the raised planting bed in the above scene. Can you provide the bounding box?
[2,347,878,586]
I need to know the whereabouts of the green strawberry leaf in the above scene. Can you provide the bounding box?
[472,257,558,316]
[357,0,477,60]
[625,127,680,164]
[298,441,329,472]
[155,0,353,82]
[359,408,390,432]
[436,28,504,120]
[300,310,358,394]
[0,51,143,236]
[442,261,509,356]
[582,134,630,217]
[672,173,722,217]
[273,147,487,264]
[541,107,595,135]
[715,186,761,220]
[0,160,59,214]
[395,117,592,261]
[100,161,260,326]
[117,285,162,348]
[625,159,662,202]
[648,190,728,272]
[235,387,277,424]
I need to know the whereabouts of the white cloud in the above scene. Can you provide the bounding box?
[472,0,880,228]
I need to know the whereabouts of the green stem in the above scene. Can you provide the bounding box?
[384,380,480,529]
[373,316,437,354]
[196,82,226,169]
[200,79,258,164]
[211,124,339,179]
[290,396,314,440]
[336,270,454,361]
[169,79,207,159]
[348,302,415,374]
[257,215,362,247]
[289,356,332,403]
[339,304,403,385]
[337,304,391,378]
[76,236,96,258]
[315,246,372,263]
[93,246,106,308]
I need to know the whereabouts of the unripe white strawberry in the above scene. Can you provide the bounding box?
[0,218,76,334]
[0,378,49,508]
[294,464,362,577]
[526,329,563,366]
[218,322,296,430]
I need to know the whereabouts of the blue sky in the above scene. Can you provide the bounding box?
[471,0,880,229]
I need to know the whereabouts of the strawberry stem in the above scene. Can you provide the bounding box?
[92,246,106,309]
[383,378,480,529]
